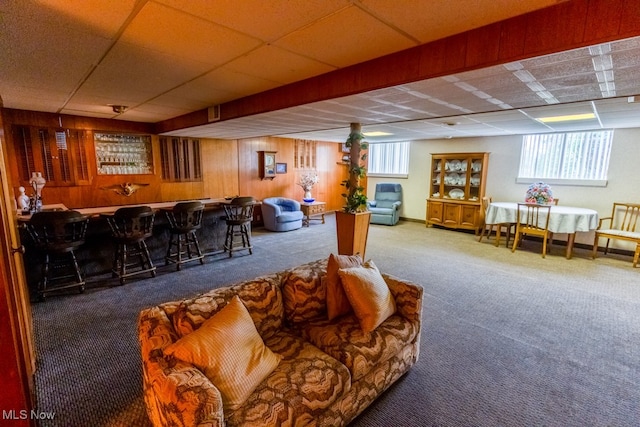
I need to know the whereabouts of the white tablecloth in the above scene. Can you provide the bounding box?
[485,202,598,233]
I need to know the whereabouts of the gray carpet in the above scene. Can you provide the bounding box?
[31,214,640,426]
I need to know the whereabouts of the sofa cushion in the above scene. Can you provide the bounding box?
[226,329,351,426]
[282,258,327,325]
[325,253,362,320]
[338,260,396,332]
[170,274,284,340]
[163,296,282,412]
[300,313,419,381]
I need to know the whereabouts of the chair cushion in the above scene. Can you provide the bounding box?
[338,260,396,332]
[325,254,362,320]
[163,296,282,412]
[368,206,395,215]
[276,211,304,223]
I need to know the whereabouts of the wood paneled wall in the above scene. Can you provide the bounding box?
[1,109,349,211]
[236,136,348,211]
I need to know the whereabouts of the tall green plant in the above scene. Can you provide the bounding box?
[341,126,368,213]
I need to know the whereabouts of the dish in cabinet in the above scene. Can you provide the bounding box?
[448,188,465,199]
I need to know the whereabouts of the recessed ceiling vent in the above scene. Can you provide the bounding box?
[208,105,221,122]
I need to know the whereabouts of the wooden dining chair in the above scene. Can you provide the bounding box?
[478,196,514,247]
[511,203,552,257]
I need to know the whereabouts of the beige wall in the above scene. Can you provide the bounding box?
[367,128,640,249]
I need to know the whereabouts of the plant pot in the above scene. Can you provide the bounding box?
[335,211,371,259]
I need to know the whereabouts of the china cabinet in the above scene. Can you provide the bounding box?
[426,152,489,232]
[94,132,153,175]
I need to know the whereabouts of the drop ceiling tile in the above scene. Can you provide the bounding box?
[2,0,137,37]
[77,42,213,104]
[0,11,112,104]
[122,2,263,67]
[223,45,336,85]
[156,0,350,42]
[275,6,415,68]
[361,0,561,44]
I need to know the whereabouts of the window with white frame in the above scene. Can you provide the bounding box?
[368,141,410,177]
[517,130,613,186]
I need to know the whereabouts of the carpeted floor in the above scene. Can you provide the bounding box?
[31,213,640,426]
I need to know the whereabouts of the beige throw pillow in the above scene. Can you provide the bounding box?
[338,260,396,332]
[326,253,362,320]
[164,295,281,411]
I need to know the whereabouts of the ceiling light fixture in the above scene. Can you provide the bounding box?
[363,131,392,136]
[536,113,596,123]
[109,105,128,114]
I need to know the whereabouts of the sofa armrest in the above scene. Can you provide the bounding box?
[367,200,377,207]
[138,306,225,427]
[382,273,423,323]
[391,201,401,210]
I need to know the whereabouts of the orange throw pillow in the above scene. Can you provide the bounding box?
[164,295,281,411]
[326,253,362,320]
[338,260,396,332]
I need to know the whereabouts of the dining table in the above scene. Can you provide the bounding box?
[485,202,599,259]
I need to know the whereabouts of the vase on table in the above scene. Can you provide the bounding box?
[303,189,315,203]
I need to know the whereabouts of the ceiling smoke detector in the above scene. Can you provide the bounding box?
[109,105,128,114]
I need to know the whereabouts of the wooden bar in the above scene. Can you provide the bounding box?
[19,200,232,296]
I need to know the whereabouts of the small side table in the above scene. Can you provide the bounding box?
[300,201,326,227]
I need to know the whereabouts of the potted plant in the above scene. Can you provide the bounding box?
[336,123,371,258]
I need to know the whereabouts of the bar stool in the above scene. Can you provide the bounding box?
[27,210,89,300]
[164,201,205,270]
[223,196,256,257]
[104,206,156,285]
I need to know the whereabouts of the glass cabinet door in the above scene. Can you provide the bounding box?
[95,133,153,175]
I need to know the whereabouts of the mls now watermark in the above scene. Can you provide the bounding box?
[3,409,56,420]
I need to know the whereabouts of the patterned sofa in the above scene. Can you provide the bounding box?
[138,257,423,426]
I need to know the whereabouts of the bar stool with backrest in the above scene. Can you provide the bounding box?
[164,201,205,270]
[104,206,156,285]
[27,210,89,300]
[223,196,256,257]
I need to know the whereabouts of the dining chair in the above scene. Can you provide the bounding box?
[511,203,552,257]
[478,196,514,247]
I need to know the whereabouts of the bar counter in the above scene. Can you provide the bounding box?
[19,199,234,296]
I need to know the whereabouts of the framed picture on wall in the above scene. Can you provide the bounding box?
[276,163,287,174]
[340,143,350,153]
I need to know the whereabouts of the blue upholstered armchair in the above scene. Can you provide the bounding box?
[367,183,402,225]
[262,197,304,232]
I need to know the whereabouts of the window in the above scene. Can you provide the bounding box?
[517,131,613,186]
[368,141,410,177]
[159,137,202,181]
